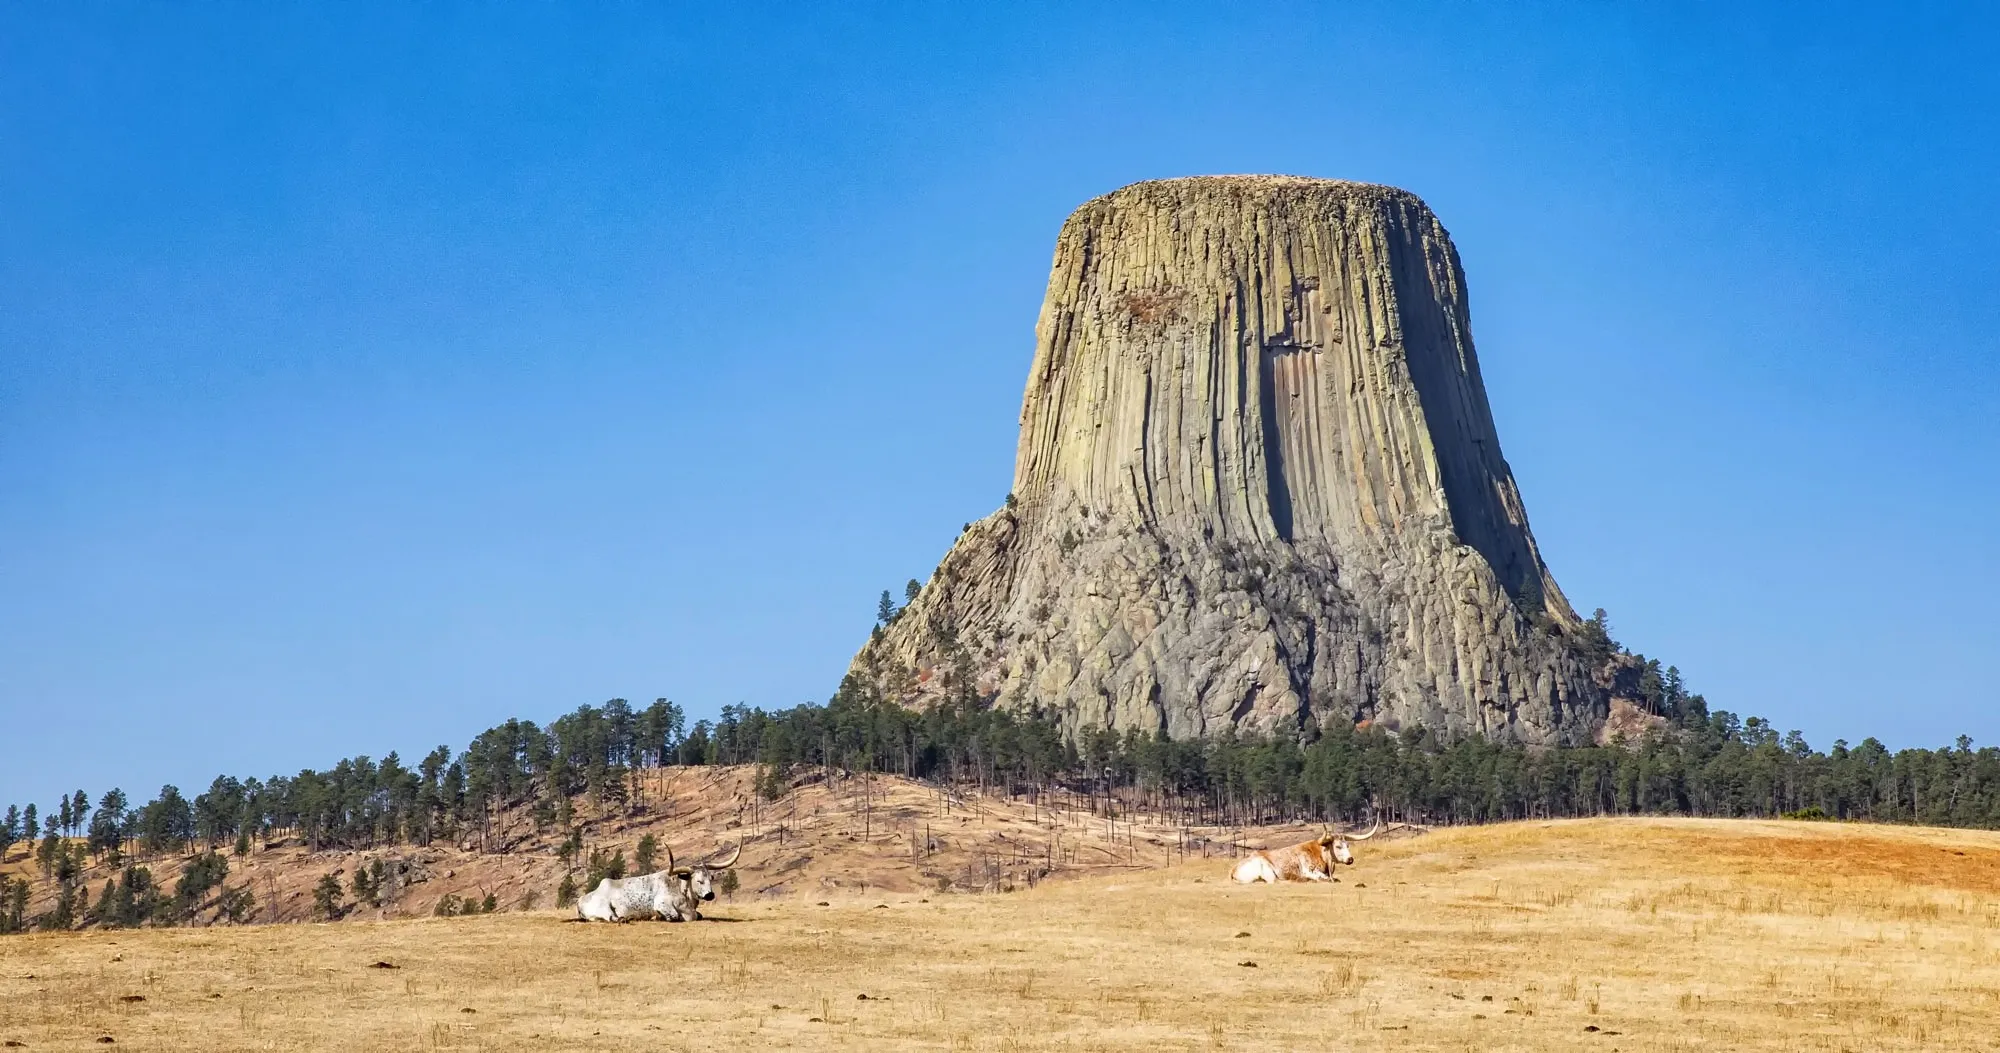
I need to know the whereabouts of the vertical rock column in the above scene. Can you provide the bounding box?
[854,176,1604,745]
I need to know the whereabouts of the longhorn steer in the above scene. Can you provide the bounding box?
[1230,819,1382,884]
[576,843,740,922]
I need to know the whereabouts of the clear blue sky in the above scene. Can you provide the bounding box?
[3,4,1995,808]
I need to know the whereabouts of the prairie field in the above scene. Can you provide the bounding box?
[4,817,1999,1051]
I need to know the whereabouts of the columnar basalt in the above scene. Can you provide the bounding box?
[852,176,1606,744]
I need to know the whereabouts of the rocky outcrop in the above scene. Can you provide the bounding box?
[853,176,1608,744]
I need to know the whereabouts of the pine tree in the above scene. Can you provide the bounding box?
[904,579,922,604]
[217,885,255,924]
[110,865,158,928]
[556,874,578,908]
[557,827,583,868]
[1576,608,1619,665]
[312,873,344,920]
[877,590,897,625]
[89,878,115,926]
[172,852,228,920]
[6,878,27,932]
[138,784,195,856]
[36,829,61,878]
[89,789,127,864]
[21,804,36,846]
[70,791,88,838]
[634,833,659,874]
[584,847,626,888]
[45,880,80,931]
[1,805,18,850]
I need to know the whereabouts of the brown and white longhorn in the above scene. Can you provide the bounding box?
[1230,819,1382,884]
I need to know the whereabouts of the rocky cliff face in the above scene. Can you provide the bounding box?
[853,176,1607,744]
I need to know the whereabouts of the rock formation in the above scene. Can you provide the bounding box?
[852,176,1608,744]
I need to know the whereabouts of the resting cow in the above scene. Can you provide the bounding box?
[576,843,740,922]
[1230,819,1381,884]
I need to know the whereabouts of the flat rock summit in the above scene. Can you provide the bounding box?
[854,176,1609,744]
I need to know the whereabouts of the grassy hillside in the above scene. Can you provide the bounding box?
[0,765,1307,926]
[3,817,1997,1050]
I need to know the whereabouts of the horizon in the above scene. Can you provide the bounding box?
[4,4,1996,807]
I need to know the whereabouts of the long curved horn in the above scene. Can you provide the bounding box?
[1346,817,1384,841]
[708,843,741,869]
[662,843,674,872]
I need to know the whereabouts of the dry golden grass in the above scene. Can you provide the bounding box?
[4,817,1999,1051]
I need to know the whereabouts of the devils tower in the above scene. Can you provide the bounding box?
[853,176,1608,744]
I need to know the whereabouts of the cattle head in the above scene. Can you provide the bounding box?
[1318,817,1383,865]
[668,843,741,902]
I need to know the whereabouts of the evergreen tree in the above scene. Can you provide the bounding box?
[88,878,115,926]
[584,847,626,888]
[172,851,229,919]
[877,590,897,625]
[217,885,255,924]
[43,879,80,930]
[2,878,27,933]
[36,829,61,878]
[138,784,195,856]
[312,873,344,920]
[100,865,157,928]
[352,865,377,908]
[21,804,36,846]
[1,805,18,851]
[905,579,922,604]
[634,833,659,874]
[89,789,128,863]
[557,828,583,868]
[556,874,578,908]
[1576,608,1619,665]
[70,790,89,837]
